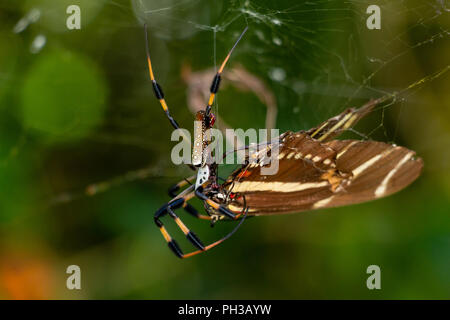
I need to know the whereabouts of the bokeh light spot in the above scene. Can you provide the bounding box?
[21,49,108,142]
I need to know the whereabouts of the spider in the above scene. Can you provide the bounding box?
[146,25,251,259]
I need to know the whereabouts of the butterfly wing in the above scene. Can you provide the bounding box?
[306,98,381,142]
[225,132,423,215]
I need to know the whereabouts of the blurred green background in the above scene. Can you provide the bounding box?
[0,0,449,299]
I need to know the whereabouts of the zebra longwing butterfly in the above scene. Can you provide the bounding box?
[222,98,423,215]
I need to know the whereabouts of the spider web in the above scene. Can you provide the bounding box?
[4,0,449,204]
[130,0,449,139]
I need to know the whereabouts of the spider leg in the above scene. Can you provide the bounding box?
[167,206,205,251]
[154,197,206,258]
[154,187,248,259]
[181,191,212,220]
[204,26,248,114]
[167,180,212,221]
[144,24,195,171]
[154,195,248,259]
[168,175,196,197]
[182,207,249,259]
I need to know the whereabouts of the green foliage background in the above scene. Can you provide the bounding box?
[0,0,449,299]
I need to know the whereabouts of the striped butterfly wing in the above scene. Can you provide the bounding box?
[319,139,423,208]
[225,132,423,215]
[306,98,381,142]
